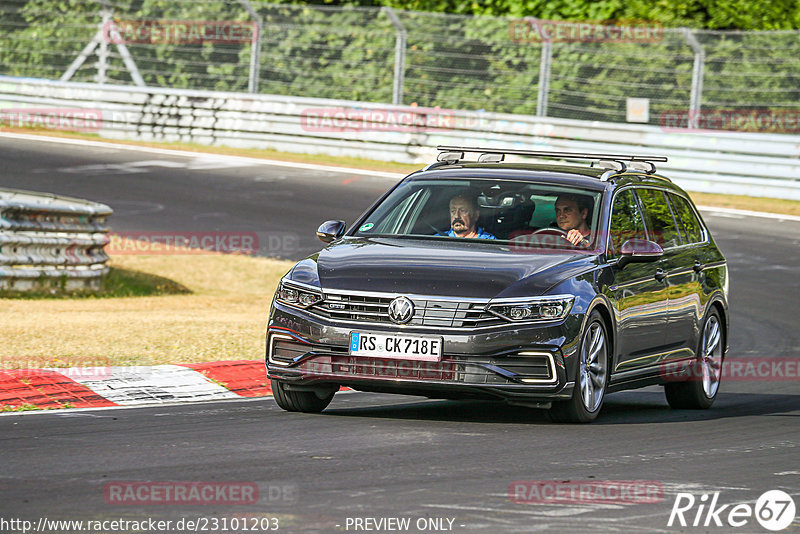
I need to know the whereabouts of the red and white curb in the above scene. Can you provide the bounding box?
[0,360,273,411]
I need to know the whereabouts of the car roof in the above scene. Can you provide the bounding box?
[408,163,685,194]
[410,146,682,195]
[421,162,608,179]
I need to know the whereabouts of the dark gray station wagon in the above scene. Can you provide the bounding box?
[266,146,729,422]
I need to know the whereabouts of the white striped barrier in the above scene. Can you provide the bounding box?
[1,76,799,200]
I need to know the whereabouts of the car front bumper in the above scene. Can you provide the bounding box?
[266,302,583,406]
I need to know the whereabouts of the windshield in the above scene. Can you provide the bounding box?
[353,178,603,250]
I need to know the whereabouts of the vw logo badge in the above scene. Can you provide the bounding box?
[388,296,414,324]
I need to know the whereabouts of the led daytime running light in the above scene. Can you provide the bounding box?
[277,281,323,309]
[487,296,574,322]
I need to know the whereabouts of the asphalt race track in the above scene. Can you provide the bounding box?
[0,134,399,259]
[1,135,799,533]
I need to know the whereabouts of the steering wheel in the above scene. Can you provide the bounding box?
[530,227,591,248]
[531,227,571,240]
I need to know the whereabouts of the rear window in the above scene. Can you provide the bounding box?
[636,188,682,249]
[668,193,705,245]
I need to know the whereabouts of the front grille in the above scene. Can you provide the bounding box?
[294,353,556,384]
[311,292,503,328]
[299,355,459,381]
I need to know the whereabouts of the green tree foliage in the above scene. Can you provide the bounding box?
[0,0,98,81]
[235,0,800,30]
[0,0,798,127]
[253,4,395,101]
[0,0,256,91]
[374,0,800,30]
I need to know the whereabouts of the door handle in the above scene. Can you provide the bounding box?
[654,268,668,282]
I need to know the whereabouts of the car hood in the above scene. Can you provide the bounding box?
[291,237,594,299]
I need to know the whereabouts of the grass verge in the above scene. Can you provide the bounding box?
[0,253,292,369]
[6,128,800,216]
[688,191,800,217]
[0,403,74,412]
[0,267,191,299]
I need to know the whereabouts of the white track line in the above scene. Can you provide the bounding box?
[696,205,800,222]
[0,131,405,179]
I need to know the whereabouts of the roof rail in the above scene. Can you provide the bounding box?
[435,145,668,166]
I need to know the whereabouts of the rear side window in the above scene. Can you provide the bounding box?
[668,193,704,245]
[637,188,681,249]
[608,189,647,258]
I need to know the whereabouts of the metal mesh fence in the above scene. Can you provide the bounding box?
[1,0,799,129]
[700,30,800,109]
[254,4,395,102]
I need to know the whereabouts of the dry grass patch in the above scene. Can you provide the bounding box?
[0,254,293,369]
[688,191,800,217]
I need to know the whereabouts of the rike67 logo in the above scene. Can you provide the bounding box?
[668,490,796,531]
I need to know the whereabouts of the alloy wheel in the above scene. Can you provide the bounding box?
[579,322,607,412]
[700,315,723,398]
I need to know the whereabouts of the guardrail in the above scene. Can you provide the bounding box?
[0,187,112,291]
[1,76,799,200]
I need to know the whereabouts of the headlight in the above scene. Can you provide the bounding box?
[276,280,323,309]
[487,295,575,322]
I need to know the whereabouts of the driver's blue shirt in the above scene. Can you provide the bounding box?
[445,227,497,239]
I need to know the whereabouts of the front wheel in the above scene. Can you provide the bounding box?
[271,379,335,413]
[665,310,723,409]
[549,311,609,423]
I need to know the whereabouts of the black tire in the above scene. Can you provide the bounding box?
[549,311,610,423]
[271,379,335,413]
[665,310,723,409]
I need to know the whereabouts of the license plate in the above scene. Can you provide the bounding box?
[349,332,443,361]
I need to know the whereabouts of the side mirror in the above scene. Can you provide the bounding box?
[316,220,346,243]
[616,238,663,269]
